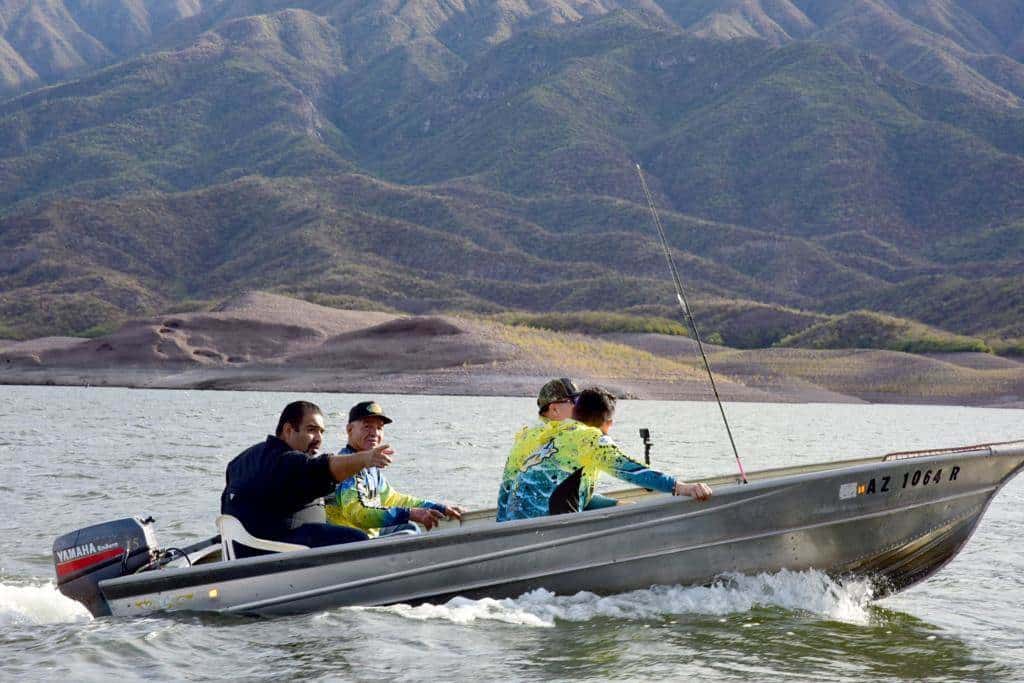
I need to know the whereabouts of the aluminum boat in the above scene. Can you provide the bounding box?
[54,439,1024,617]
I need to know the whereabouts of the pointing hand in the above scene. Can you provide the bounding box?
[362,444,394,469]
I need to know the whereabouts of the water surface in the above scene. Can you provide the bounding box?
[1,386,1022,681]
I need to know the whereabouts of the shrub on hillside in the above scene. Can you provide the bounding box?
[990,338,1024,357]
[492,311,689,336]
[164,299,214,314]
[778,310,991,353]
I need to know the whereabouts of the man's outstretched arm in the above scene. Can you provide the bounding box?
[328,444,393,482]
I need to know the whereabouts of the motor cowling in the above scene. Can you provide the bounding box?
[53,517,158,617]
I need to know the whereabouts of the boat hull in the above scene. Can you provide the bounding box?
[99,441,1024,616]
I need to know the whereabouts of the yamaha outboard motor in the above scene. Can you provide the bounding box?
[53,517,158,616]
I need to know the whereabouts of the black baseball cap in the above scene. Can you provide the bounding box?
[347,400,393,425]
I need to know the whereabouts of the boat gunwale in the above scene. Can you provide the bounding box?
[224,481,1003,613]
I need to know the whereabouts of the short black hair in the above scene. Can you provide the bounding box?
[572,387,616,428]
[275,401,322,436]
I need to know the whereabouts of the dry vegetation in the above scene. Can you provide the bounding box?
[489,323,709,382]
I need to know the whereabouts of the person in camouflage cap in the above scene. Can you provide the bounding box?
[498,387,712,521]
[495,378,581,511]
[536,377,580,422]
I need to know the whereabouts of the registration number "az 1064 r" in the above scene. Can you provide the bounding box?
[839,466,962,499]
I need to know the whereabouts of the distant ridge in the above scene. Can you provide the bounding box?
[0,0,205,94]
[3,1,1022,102]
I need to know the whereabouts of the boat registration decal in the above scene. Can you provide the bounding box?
[899,465,959,489]
[856,476,891,496]
[840,466,961,500]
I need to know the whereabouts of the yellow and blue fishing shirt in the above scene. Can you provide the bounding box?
[496,419,676,522]
[326,446,445,537]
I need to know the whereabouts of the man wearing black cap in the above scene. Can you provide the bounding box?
[325,401,465,537]
[221,400,393,554]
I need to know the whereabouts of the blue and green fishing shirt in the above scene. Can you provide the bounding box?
[496,419,676,522]
[325,446,446,537]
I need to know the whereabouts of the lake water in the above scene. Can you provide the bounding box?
[1,385,1022,681]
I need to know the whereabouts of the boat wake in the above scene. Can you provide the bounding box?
[367,569,875,627]
[0,580,92,625]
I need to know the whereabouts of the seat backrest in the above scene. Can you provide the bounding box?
[215,514,308,560]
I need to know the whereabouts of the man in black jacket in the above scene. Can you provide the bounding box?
[221,400,392,552]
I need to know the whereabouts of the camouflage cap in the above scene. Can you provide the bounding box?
[348,400,393,425]
[537,377,581,411]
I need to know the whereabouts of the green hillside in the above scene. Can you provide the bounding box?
[0,6,1022,352]
[777,310,991,354]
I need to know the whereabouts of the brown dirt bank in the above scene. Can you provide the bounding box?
[1,293,1021,407]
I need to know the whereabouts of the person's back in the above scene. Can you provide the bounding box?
[222,435,335,540]
[497,418,676,521]
[496,388,712,522]
[498,377,581,516]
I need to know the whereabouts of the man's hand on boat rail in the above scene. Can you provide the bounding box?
[673,481,712,501]
[410,507,445,530]
[441,504,466,521]
[408,504,467,530]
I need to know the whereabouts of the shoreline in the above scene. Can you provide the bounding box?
[2,366,1022,409]
[2,293,1022,410]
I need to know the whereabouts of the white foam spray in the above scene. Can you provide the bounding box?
[367,569,874,628]
[0,581,92,626]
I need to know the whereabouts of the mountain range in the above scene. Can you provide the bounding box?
[0,0,1021,351]
[4,1,1024,102]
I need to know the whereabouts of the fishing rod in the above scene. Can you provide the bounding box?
[634,163,748,484]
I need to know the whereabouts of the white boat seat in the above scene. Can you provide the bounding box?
[216,514,308,560]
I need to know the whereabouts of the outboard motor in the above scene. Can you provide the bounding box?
[53,517,158,617]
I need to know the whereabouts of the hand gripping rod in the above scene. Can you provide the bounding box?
[635,163,748,484]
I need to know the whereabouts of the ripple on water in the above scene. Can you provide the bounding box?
[0,581,91,626]
[358,569,875,628]
[2,388,1022,681]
